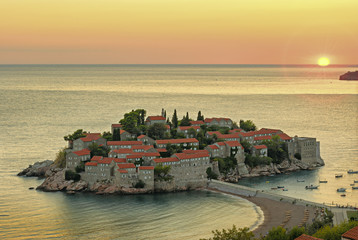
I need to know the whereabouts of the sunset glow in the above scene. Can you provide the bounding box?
[0,0,357,64]
[318,57,330,67]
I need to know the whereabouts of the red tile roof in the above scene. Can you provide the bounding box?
[189,120,204,125]
[342,226,358,240]
[137,135,147,139]
[98,157,116,164]
[204,117,232,123]
[257,128,282,134]
[107,141,143,146]
[80,134,102,142]
[139,166,155,170]
[112,149,134,154]
[112,124,122,128]
[207,131,240,139]
[182,149,209,154]
[239,132,256,137]
[114,158,126,163]
[156,138,199,145]
[174,152,210,160]
[117,163,136,169]
[153,157,179,163]
[178,126,201,131]
[120,129,127,135]
[73,149,91,156]
[126,154,143,159]
[216,142,226,146]
[142,152,160,157]
[207,144,219,150]
[224,141,243,148]
[294,234,323,240]
[91,156,103,161]
[277,133,292,141]
[229,129,242,133]
[85,162,98,166]
[147,116,166,121]
[254,145,267,150]
[132,145,154,151]
[254,135,272,141]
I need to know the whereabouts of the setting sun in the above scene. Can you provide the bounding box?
[318,57,330,66]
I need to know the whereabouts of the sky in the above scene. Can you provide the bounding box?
[0,0,357,64]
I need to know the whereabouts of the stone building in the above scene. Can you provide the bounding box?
[155,138,199,150]
[137,135,156,145]
[66,148,91,171]
[287,136,324,166]
[252,145,268,157]
[145,116,166,126]
[72,133,107,151]
[177,126,201,138]
[204,118,233,128]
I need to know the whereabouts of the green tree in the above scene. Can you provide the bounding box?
[64,129,87,148]
[179,113,191,126]
[88,143,108,157]
[287,227,306,240]
[200,225,255,240]
[102,131,113,141]
[172,109,178,128]
[119,109,146,134]
[313,221,358,240]
[262,135,288,164]
[197,110,204,121]
[239,120,257,132]
[154,164,172,181]
[113,128,121,141]
[206,167,218,180]
[265,226,288,240]
[147,123,168,140]
[134,179,145,188]
[75,162,85,173]
[54,148,67,168]
[65,170,81,181]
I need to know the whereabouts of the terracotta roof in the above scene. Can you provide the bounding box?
[254,145,267,150]
[120,129,127,135]
[153,157,179,163]
[189,120,204,125]
[85,133,101,137]
[142,152,160,157]
[156,148,167,152]
[294,234,323,240]
[207,144,219,150]
[174,152,210,160]
[126,154,143,159]
[137,135,147,139]
[342,226,358,240]
[107,141,143,146]
[156,138,199,145]
[80,134,102,142]
[112,149,134,154]
[178,126,201,131]
[139,166,155,170]
[239,132,256,137]
[73,149,91,156]
[182,149,209,154]
[132,145,154,151]
[254,135,272,141]
[114,158,126,163]
[91,156,103,161]
[85,162,98,166]
[229,129,242,133]
[117,163,136,169]
[207,131,240,139]
[215,142,226,146]
[204,117,232,123]
[98,157,116,164]
[257,128,282,134]
[277,133,292,140]
[111,124,122,128]
[146,116,166,121]
[118,170,128,173]
[224,141,243,148]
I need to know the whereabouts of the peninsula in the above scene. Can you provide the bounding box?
[20,109,324,195]
[339,71,358,80]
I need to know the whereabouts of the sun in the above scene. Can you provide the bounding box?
[318,57,330,66]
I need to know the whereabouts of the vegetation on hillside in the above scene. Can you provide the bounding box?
[54,148,67,168]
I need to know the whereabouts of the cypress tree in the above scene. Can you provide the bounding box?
[172,109,178,128]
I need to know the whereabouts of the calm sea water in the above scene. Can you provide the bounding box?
[0,65,357,239]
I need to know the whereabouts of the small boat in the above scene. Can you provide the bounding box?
[282,189,288,191]
[352,186,358,190]
[341,194,346,197]
[319,180,328,183]
[350,183,355,186]
[337,188,346,192]
[355,180,358,183]
[305,184,319,189]
[297,179,305,182]
[347,169,358,174]
[271,187,278,190]
[335,174,343,178]
[277,186,285,188]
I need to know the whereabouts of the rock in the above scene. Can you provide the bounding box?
[339,71,358,80]
[29,187,34,190]
[18,160,54,177]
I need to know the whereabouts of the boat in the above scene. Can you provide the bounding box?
[305,184,319,189]
[352,186,358,190]
[347,169,358,174]
[319,180,328,183]
[282,189,288,191]
[277,186,285,188]
[337,188,346,192]
[355,180,358,183]
[335,174,343,178]
[341,194,346,197]
[271,187,278,190]
[297,179,305,182]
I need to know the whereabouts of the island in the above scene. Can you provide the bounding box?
[339,71,358,80]
[19,109,324,195]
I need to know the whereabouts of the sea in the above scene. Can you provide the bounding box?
[0,64,357,239]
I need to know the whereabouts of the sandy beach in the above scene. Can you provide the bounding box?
[208,187,317,237]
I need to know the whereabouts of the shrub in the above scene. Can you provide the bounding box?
[65,170,81,181]
[206,167,218,180]
[294,153,302,160]
[134,180,145,188]
[75,162,85,173]
[54,148,66,168]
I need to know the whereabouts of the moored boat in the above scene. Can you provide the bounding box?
[277,186,285,188]
[341,194,346,197]
[335,174,343,178]
[297,179,305,182]
[347,169,358,174]
[355,180,358,183]
[305,184,319,189]
[352,186,358,190]
[337,188,346,192]
[319,180,328,183]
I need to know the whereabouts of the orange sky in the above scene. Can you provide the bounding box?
[0,0,357,64]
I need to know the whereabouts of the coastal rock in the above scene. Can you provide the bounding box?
[18,160,54,177]
[339,71,358,80]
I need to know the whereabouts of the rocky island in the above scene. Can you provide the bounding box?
[19,109,324,195]
[339,70,358,80]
